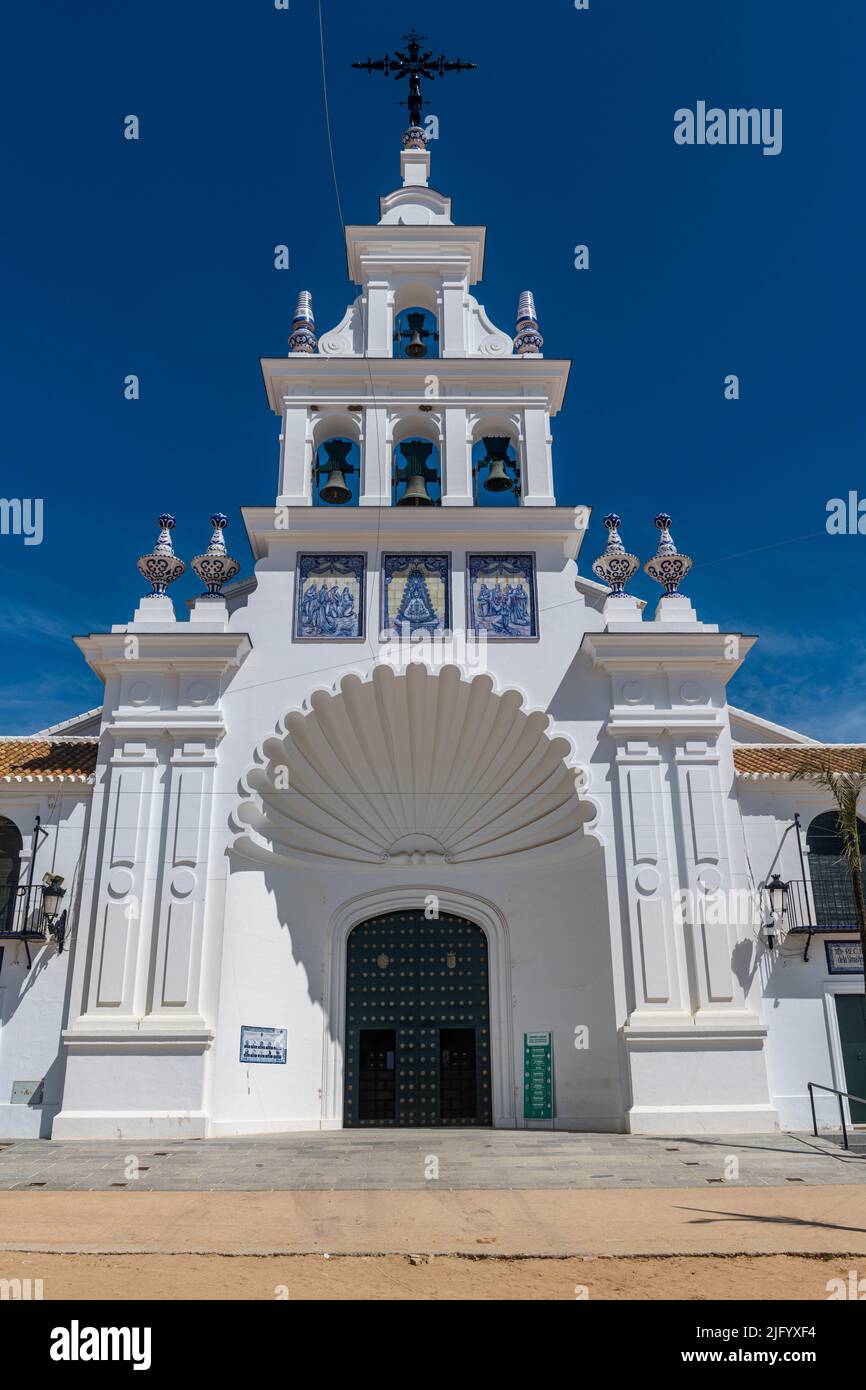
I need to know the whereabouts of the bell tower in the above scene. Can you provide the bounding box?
[259,31,570,511]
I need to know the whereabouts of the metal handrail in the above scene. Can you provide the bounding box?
[808,1081,866,1151]
[0,883,50,940]
[786,878,860,931]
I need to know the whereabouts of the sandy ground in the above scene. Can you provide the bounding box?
[1,1184,863,1300]
[1,1184,864,1257]
[0,1250,858,1300]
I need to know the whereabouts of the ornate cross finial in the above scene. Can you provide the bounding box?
[352,29,476,143]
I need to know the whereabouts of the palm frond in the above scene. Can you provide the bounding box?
[789,755,866,874]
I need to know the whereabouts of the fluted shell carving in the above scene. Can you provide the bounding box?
[234,664,592,867]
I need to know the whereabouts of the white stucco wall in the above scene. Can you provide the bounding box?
[0,788,90,1138]
[738,780,864,1131]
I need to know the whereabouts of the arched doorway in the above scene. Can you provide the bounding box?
[344,909,492,1128]
[0,816,22,934]
[806,811,866,925]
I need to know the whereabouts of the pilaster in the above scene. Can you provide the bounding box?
[53,630,251,1139]
[583,627,776,1133]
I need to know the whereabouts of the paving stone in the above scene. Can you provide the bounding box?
[0,1131,861,1192]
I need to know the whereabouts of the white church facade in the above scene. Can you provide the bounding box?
[1,127,864,1143]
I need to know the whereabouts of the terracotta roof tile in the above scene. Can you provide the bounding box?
[733,744,866,776]
[0,737,98,780]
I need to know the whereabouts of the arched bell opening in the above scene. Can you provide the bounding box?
[0,816,22,934]
[471,434,521,507]
[391,417,442,507]
[313,435,361,507]
[393,306,440,360]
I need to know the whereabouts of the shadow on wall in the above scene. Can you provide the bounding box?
[222,825,625,1132]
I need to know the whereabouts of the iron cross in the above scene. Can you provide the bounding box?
[352,29,476,130]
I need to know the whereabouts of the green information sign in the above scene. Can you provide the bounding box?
[523,1031,553,1120]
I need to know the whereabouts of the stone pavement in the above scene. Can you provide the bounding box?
[0,1128,863,1192]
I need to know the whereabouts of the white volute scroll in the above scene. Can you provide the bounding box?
[233,663,594,867]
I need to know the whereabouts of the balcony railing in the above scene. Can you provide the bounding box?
[0,883,52,940]
[785,877,861,932]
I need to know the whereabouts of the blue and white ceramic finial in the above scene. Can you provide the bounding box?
[288,291,318,354]
[191,513,241,599]
[402,124,428,150]
[136,514,185,598]
[592,513,640,597]
[513,291,544,356]
[643,513,693,595]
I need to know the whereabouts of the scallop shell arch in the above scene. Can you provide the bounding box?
[233,663,594,868]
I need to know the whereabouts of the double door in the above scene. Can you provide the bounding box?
[344,910,492,1127]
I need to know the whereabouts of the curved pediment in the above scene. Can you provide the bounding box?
[233,664,593,867]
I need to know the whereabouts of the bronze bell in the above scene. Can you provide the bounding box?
[395,439,438,506]
[481,436,515,492]
[399,311,434,359]
[406,329,427,358]
[399,474,433,504]
[317,439,354,505]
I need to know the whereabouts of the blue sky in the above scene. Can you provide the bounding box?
[2,0,864,738]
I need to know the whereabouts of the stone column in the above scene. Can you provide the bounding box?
[364,282,393,357]
[440,278,468,356]
[441,407,472,505]
[360,406,390,505]
[519,407,555,505]
[278,405,313,506]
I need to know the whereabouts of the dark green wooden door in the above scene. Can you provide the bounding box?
[344,910,492,1127]
[835,994,866,1123]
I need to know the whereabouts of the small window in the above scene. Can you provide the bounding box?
[0,817,22,934]
[806,811,866,927]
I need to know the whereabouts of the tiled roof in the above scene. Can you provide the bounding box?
[734,744,866,777]
[0,737,98,782]
[32,708,102,736]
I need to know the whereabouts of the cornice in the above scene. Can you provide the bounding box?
[607,712,726,740]
[259,356,572,416]
[75,632,252,680]
[582,631,756,680]
[241,504,590,563]
[344,223,486,284]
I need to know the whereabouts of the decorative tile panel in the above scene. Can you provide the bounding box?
[382,554,450,636]
[294,554,366,640]
[467,553,537,639]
